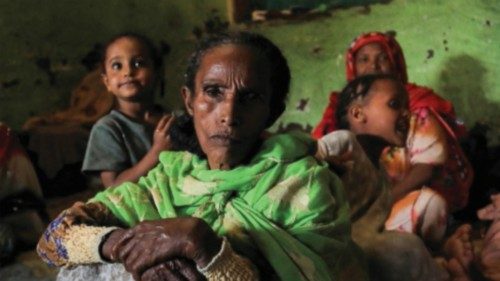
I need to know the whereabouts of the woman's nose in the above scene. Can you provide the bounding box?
[220,96,241,126]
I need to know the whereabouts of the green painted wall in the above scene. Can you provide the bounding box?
[245,0,500,143]
[1,0,499,144]
[0,0,227,129]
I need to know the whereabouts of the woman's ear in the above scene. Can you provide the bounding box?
[181,86,194,116]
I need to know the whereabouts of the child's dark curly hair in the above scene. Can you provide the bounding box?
[336,73,400,130]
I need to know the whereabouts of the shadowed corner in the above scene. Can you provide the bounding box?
[437,54,500,221]
[437,54,500,135]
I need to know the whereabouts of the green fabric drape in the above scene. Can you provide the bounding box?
[91,132,363,280]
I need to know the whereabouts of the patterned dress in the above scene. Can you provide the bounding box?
[382,108,472,238]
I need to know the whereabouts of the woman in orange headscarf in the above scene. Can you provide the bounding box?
[313,32,473,245]
[312,31,465,139]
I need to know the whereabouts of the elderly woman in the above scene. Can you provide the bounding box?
[37,32,366,281]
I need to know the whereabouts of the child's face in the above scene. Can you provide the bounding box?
[354,43,394,77]
[102,37,156,102]
[352,78,409,146]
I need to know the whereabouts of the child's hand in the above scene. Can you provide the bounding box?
[152,115,174,152]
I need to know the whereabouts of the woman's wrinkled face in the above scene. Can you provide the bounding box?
[183,44,273,170]
[354,42,394,77]
[354,79,409,146]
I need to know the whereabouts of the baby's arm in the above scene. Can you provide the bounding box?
[101,115,174,187]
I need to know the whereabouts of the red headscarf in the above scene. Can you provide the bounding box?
[312,32,463,139]
[345,32,408,83]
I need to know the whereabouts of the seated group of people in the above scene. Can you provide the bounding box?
[23,30,500,280]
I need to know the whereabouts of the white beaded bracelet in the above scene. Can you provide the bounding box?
[196,236,228,273]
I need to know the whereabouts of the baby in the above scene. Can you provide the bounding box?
[316,73,474,280]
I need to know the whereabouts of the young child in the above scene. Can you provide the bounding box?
[315,74,476,280]
[82,33,173,188]
[335,73,475,246]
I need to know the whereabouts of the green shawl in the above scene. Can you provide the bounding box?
[91,132,362,280]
